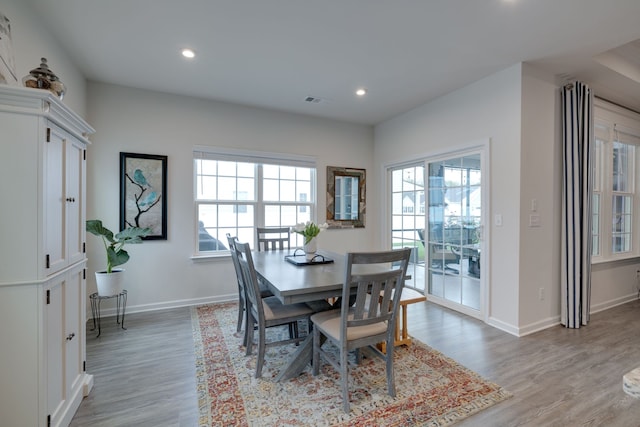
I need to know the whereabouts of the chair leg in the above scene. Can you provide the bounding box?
[386,339,396,397]
[288,321,299,340]
[312,327,320,376]
[341,345,350,413]
[245,313,255,356]
[236,296,244,333]
[256,324,266,378]
[242,308,250,347]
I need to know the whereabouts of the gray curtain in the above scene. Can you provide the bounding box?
[561,81,593,328]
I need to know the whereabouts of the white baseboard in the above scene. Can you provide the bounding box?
[516,316,561,336]
[486,316,519,336]
[590,293,639,314]
[87,292,640,335]
[485,315,560,337]
[86,293,239,320]
[489,295,638,337]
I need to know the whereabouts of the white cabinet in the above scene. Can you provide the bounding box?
[0,86,94,427]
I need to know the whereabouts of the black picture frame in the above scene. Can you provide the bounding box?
[120,152,167,240]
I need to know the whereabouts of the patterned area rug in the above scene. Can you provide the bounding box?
[192,303,510,426]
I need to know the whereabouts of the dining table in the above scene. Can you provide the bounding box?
[251,248,347,381]
[251,248,416,381]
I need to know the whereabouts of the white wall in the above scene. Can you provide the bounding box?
[519,63,563,332]
[86,82,375,312]
[1,0,87,114]
[375,64,524,333]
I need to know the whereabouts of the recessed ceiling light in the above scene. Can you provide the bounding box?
[355,88,367,96]
[181,48,195,59]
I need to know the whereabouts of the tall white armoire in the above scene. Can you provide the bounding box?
[0,85,95,427]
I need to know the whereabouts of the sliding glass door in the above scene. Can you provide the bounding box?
[389,149,485,318]
[390,164,425,291]
[427,154,482,313]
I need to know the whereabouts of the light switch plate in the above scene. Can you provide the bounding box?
[529,214,541,227]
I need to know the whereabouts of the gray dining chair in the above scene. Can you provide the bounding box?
[254,227,301,335]
[256,226,291,251]
[311,247,412,412]
[234,240,317,378]
[226,234,275,342]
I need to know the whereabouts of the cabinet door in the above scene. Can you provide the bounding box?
[46,277,65,425]
[46,266,86,427]
[66,138,86,266]
[44,124,86,275]
[65,266,84,400]
[44,126,66,274]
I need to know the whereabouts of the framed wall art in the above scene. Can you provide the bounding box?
[120,152,167,240]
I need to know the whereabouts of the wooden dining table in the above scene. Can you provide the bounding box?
[252,249,346,303]
[251,248,346,381]
[251,248,421,381]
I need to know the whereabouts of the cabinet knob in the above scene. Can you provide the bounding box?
[65,197,76,202]
[66,332,75,341]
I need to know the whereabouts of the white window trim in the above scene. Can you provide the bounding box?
[192,145,317,259]
[592,99,640,264]
[193,145,315,167]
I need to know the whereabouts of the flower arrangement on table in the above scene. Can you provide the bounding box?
[291,221,328,244]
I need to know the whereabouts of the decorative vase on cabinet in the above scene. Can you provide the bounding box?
[0,86,94,427]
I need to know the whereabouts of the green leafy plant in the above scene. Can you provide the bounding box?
[86,219,151,273]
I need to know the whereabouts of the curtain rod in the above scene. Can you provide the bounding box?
[594,95,640,116]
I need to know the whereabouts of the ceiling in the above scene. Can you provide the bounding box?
[23,0,640,125]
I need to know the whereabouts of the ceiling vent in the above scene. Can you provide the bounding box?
[304,96,324,104]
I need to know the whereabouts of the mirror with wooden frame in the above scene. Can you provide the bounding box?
[326,166,366,228]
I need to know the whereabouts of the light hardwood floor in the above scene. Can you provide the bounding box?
[70,308,199,427]
[72,299,640,426]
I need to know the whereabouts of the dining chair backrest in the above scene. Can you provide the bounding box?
[234,241,265,322]
[256,227,290,251]
[340,248,412,340]
[227,233,249,334]
[226,234,244,289]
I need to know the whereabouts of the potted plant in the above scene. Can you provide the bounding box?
[292,221,328,260]
[86,219,151,296]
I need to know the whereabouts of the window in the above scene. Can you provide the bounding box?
[592,138,602,257]
[194,147,316,254]
[592,100,640,262]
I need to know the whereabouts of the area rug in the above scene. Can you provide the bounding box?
[191,303,510,426]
